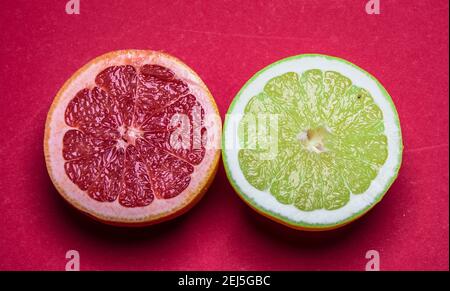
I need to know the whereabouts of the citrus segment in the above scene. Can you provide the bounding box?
[121,144,154,207]
[141,94,206,165]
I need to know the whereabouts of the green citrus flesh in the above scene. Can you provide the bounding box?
[238,70,388,211]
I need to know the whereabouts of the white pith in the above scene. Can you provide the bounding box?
[224,55,402,226]
[45,51,221,222]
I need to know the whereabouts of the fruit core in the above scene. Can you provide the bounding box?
[298,126,330,154]
[117,125,143,147]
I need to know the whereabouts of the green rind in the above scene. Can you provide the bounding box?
[222,53,403,230]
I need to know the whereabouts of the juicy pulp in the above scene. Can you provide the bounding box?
[238,70,388,211]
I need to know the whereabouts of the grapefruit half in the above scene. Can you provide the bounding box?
[45,50,221,226]
[223,54,403,231]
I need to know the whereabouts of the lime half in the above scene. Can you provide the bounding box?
[223,54,403,230]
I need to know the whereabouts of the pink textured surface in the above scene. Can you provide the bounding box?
[0,0,448,270]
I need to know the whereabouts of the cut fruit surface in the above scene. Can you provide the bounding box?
[223,54,403,231]
[45,50,221,226]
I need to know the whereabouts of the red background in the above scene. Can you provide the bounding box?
[0,0,448,271]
